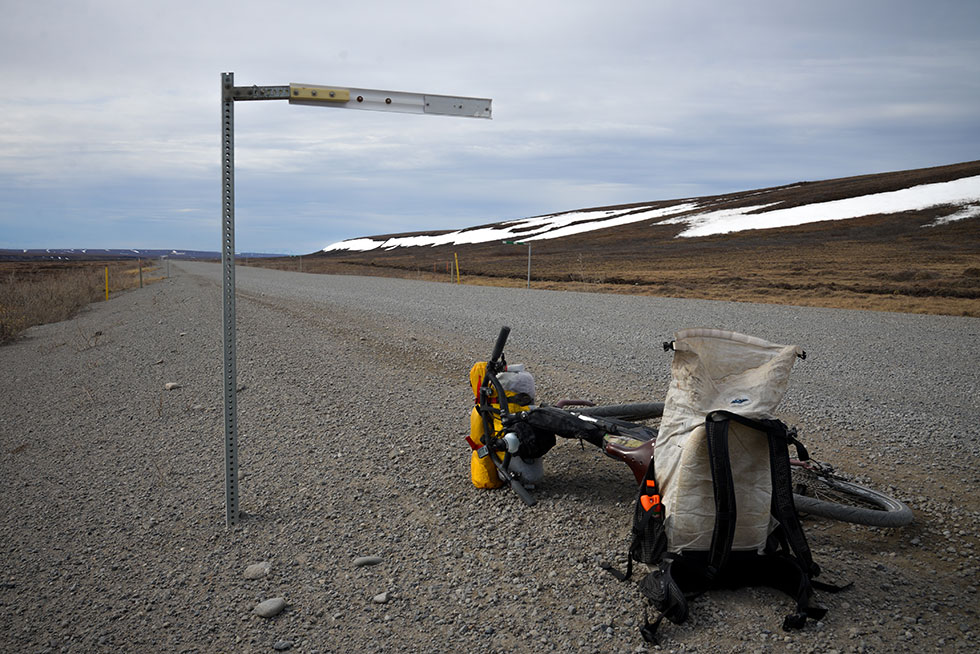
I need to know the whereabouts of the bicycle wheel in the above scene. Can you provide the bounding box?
[791,467,913,528]
[573,402,664,421]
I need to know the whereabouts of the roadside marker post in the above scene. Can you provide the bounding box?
[220,73,491,527]
[503,240,532,289]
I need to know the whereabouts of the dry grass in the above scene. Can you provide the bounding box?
[0,260,160,344]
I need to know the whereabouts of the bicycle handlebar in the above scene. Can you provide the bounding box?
[490,325,510,366]
[479,326,536,505]
[478,326,516,448]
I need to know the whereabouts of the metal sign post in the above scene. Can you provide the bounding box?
[503,240,532,289]
[221,72,491,527]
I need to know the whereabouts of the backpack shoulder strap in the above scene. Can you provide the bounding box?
[704,413,737,580]
[763,419,820,577]
[706,410,820,577]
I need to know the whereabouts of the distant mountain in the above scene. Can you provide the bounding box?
[323,160,980,252]
[0,248,282,262]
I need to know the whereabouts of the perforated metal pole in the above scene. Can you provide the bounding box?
[221,72,239,527]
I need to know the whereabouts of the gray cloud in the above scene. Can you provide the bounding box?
[1,0,978,252]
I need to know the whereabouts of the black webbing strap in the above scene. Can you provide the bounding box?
[640,608,667,645]
[765,424,820,577]
[704,414,736,580]
[787,429,810,462]
[769,553,825,630]
[636,558,695,643]
[600,557,632,582]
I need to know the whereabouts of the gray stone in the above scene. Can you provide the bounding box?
[244,561,271,580]
[372,591,389,604]
[354,556,383,567]
[254,597,286,618]
[273,640,293,651]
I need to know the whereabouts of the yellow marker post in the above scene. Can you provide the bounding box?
[104,267,109,300]
[454,252,460,284]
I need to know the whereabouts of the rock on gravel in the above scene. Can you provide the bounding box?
[254,597,287,618]
[244,561,272,579]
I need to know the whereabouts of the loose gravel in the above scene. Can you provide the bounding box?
[1,261,977,653]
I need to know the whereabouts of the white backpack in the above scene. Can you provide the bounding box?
[610,329,845,643]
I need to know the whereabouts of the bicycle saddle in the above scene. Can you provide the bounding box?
[603,432,656,487]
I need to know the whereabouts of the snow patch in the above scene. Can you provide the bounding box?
[323,202,698,251]
[660,175,980,237]
[924,203,980,227]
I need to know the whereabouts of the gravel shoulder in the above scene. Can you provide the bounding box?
[1,262,978,653]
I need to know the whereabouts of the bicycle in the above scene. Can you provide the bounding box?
[474,326,912,528]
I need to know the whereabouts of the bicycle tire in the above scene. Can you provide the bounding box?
[791,468,912,528]
[572,402,664,421]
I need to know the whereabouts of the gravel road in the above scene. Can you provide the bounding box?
[1,261,978,653]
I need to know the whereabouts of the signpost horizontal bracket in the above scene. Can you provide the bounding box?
[231,85,291,101]
[226,82,491,120]
[289,83,491,119]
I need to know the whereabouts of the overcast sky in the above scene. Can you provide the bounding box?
[1,0,978,254]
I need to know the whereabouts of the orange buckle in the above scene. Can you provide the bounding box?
[640,494,661,512]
